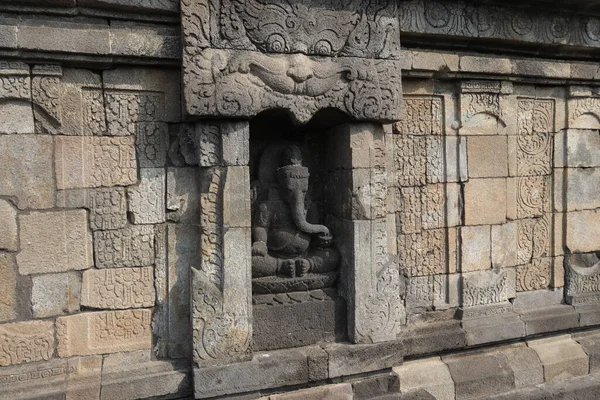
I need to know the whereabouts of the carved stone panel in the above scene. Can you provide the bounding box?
[183,48,402,123]
[0,321,54,367]
[394,96,443,135]
[183,0,400,59]
[461,269,516,308]
[565,252,600,305]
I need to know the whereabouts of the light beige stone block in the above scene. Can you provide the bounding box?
[0,199,17,251]
[0,135,55,209]
[492,222,518,268]
[57,309,152,357]
[412,51,459,72]
[127,168,166,224]
[17,210,93,275]
[55,136,137,189]
[528,335,589,382]
[223,166,251,228]
[32,272,81,318]
[464,178,507,225]
[461,269,516,307]
[467,136,508,178]
[93,225,154,268]
[554,168,600,212]
[460,56,512,74]
[566,209,600,253]
[0,253,16,322]
[81,267,155,309]
[554,129,600,168]
[0,355,102,400]
[394,357,455,400]
[0,101,34,134]
[0,320,54,366]
[461,225,491,272]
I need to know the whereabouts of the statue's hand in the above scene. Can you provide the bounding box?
[315,233,333,249]
[279,260,296,278]
[252,241,268,256]
[295,259,311,277]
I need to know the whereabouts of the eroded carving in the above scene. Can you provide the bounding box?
[0,321,53,367]
[31,65,62,124]
[251,145,339,282]
[398,229,447,276]
[105,91,164,136]
[88,188,127,231]
[462,269,515,307]
[93,225,155,268]
[184,48,402,123]
[565,252,600,305]
[516,257,551,292]
[392,135,427,187]
[517,176,550,219]
[517,216,550,265]
[397,96,443,135]
[81,267,155,309]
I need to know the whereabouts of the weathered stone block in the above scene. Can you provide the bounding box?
[444,351,515,399]
[464,178,507,225]
[324,340,404,378]
[353,374,400,400]
[528,335,589,382]
[55,136,137,189]
[109,21,180,59]
[461,269,516,307]
[194,350,309,398]
[0,320,54,366]
[401,321,466,357]
[492,222,518,268]
[468,136,509,178]
[221,121,250,166]
[521,305,579,335]
[412,51,459,72]
[566,209,600,253]
[136,122,169,168]
[554,168,600,212]
[103,67,180,122]
[0,199,17,252]
[512,288,564,312]
[426,136,468,184]
[399,229,455,276]
[395,357,455,400]
[100,350,189,400]
[460,56,512,75]
[127,168,166,224]
[93,225,155,268]
[494,344,544,388]
[573,331,600,374]
[0,102,34,134]
[56,309,152,357]
[270,383,353,400]
[31,272,81,318]
[18,210,93,275]
[462,311,526,346]
[507,176,551,220]
[223,166,251,227]
[554,129,600,168]
[0,253,16,322]
[0,355,102,400]
[406,274,459,312]
[164,224,196,358]
[18,18,110,55]
[253,294,345,351]
[461,225,491,272]
[0,135,55,209]
[81,267,154,309]
[166,167,200,223]
[88,187,127,230]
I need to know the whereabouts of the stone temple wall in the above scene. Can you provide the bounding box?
[2,1,600,399]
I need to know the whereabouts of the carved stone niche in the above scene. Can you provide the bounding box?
[181,0,404,396]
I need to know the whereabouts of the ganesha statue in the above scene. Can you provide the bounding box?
[251,145,339,279]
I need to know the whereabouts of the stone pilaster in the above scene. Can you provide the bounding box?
[191,121,253,367]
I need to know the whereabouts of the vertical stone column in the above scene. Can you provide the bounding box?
[327,123,402,344]
[191,121,252,367]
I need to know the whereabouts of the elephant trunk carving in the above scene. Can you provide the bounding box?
[289,192,330,236]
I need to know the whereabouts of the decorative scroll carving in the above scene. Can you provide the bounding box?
[0,321,53,367]
[397,96,443,135]
[517,176,550,219]
[400,0,600,50]
[516,257,551,292]
[199,168,224,287]
[31,66,62,124]
[183,48,402,123]
[517,216,550,265]
[192,270,251,364]
[569,97,600,127]
[462,269,515,307]
[462,93,501,121]
[565,252,600,305]
[208,0,400,59]
[518,98,554,135]
[356,221,401,342]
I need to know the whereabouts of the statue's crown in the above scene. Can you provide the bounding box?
[277,164,309,180]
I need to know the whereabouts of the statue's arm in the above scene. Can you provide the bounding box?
[252,202,270,255]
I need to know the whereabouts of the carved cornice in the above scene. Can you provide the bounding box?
[400,0,600,56]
